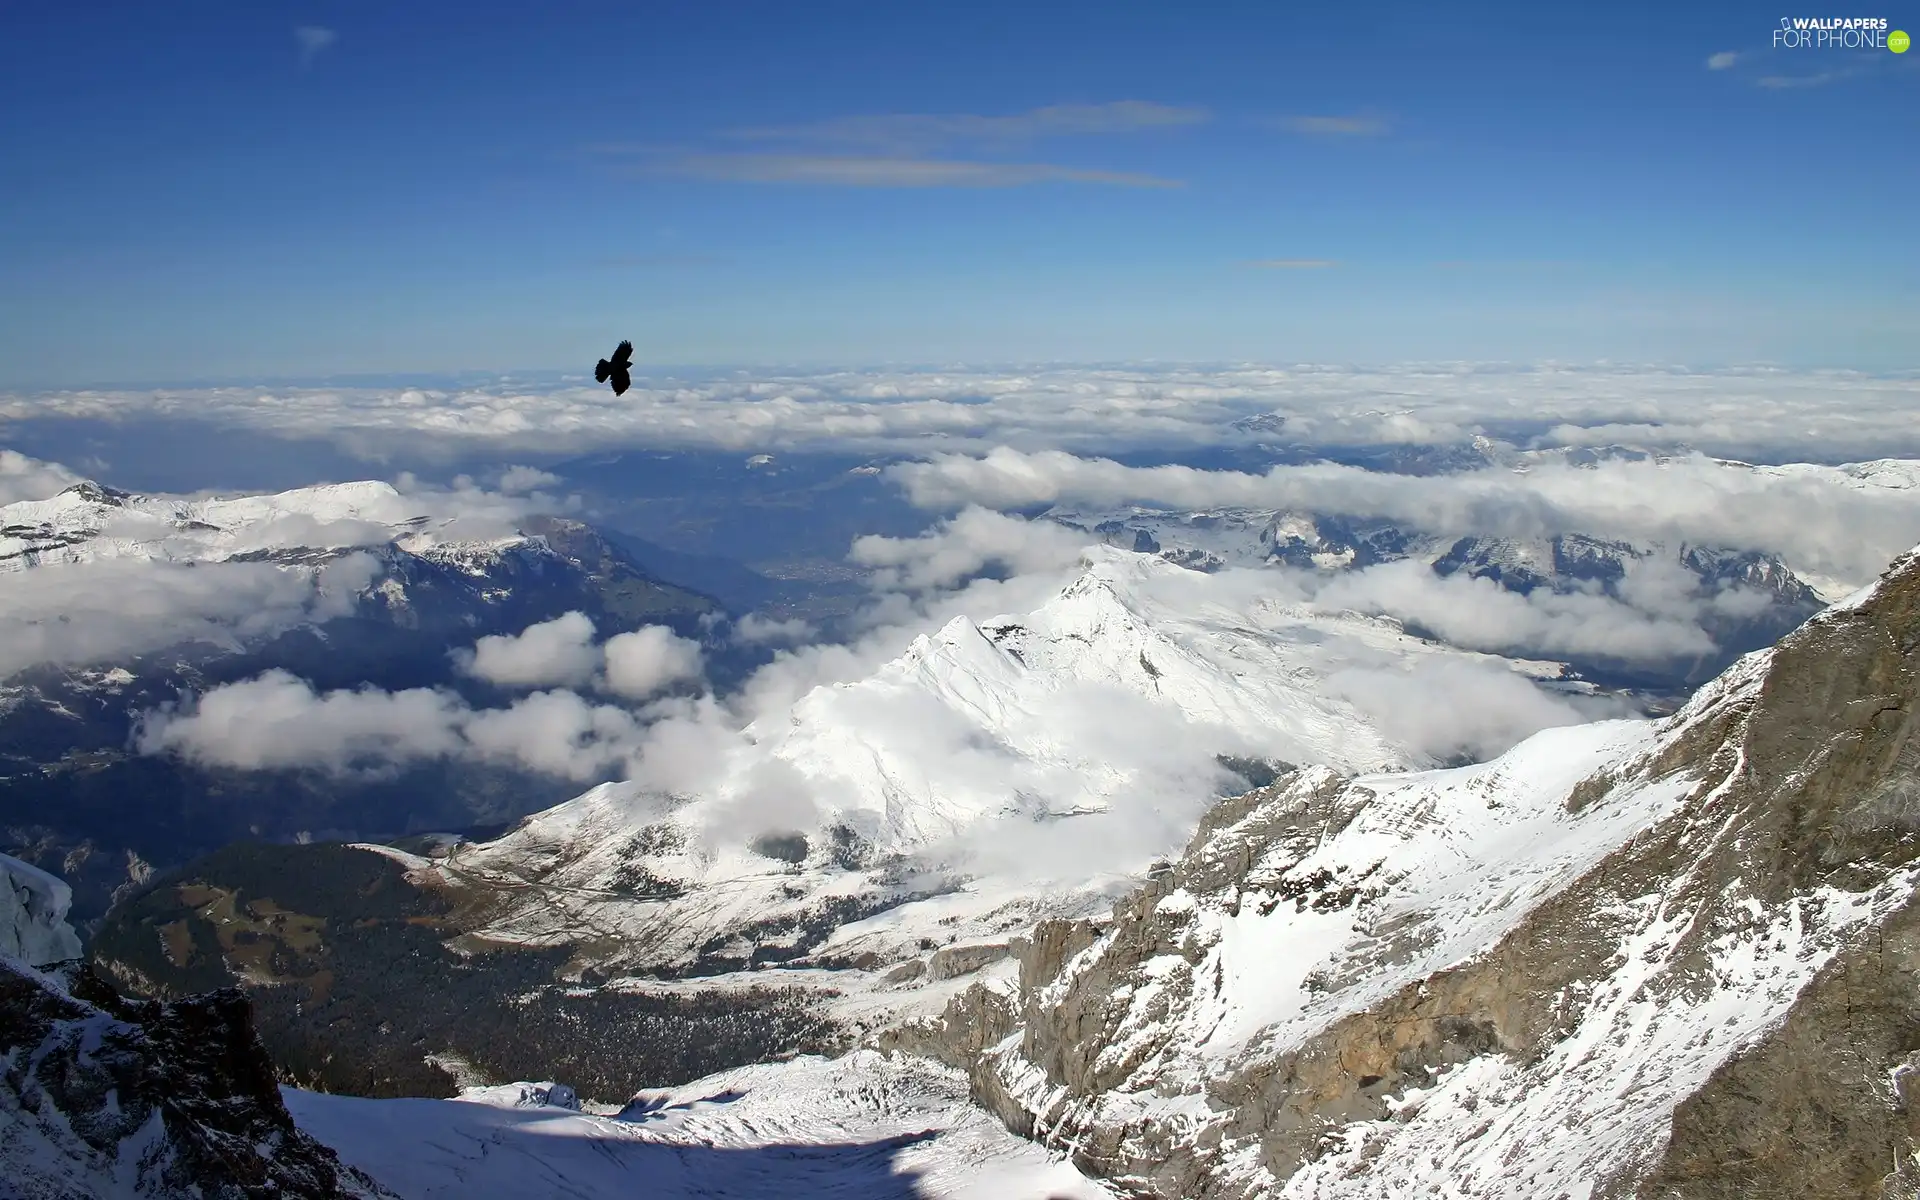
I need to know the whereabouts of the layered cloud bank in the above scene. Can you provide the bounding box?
[890,450,1920,585]
[0,465,583,679]
[7,365,1918,463]
[0,554,380,680]
[9,358,1920,881]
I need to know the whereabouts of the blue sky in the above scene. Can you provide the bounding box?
[2,1,1914,384]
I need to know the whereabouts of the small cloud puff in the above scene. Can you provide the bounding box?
[602,625,705,698]
[452,610,707,699]
[497,465,562,494]
[457,611,603,689]
[731,613,816,646]
[295,26,337,65]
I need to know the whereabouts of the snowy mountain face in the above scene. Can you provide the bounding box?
[0,479,715,635]
[0,480,720,926]
[81,540,1593,1113]
[889,544,1920,1198]
[2,851,83,967]
[1051,505,1824,692]
[310,546,1593,1091]
[0,853,391,1199]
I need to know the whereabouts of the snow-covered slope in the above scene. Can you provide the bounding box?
[0,479,523,570]
[762,546,1459,851]
[432,548,1571,1001]
[287,1051,1112,1200]
[913,541,1920,1197]
[1,851,83,966]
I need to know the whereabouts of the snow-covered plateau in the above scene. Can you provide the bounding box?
[285,1052,1112,1200]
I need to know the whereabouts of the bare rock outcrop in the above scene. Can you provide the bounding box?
[0,857,394,1199]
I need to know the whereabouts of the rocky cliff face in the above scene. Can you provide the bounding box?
[901,547,1920,1197]
[0,854,391,1199]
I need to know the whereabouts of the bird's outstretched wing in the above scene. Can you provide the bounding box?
[612,340,634,367]
[609,369,632,397]
[595,359,611,383]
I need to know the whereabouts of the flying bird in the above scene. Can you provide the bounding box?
[595,340,634,396]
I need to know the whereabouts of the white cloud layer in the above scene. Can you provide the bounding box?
[1311,558,1717,663]
[602,625,706,698]
[136,610,707,778]
[9,365,1917,463]
[889,448,1920,585]
[0,450,82,505]
[849,506,1090,592]
[454,612,705,698]
[496,464,561,494]
[0,461,586,681]
[730,613,816,646]
[0,553,378,680]
[458,612,603,689]
[136,671,645,782]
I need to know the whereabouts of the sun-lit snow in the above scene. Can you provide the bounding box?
[437,546,1578,993]
[0,479,528,573]
[287,1050,1114,1200]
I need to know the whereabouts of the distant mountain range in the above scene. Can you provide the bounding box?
[0,480,725,927]
[40,518,1920,1198]
[4,443,1919,1194]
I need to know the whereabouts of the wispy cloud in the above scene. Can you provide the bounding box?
[1756,69,1853,89]
[651,154,1181,189]
[1706,50,1740,70]
[1431,259,1575,272]
[1250,258,1338,269]
[294,25,337,66]
[1269,113,1392,137]
[724,101,1210,155]
[600,100,1200,191]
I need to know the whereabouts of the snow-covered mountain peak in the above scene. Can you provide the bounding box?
[446,544,1584,985]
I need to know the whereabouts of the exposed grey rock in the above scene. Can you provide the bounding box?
[0,953,394,1198]
[927,940,1011,981]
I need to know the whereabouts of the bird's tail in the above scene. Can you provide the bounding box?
[595,359,611,382]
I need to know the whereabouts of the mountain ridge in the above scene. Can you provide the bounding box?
[892,542,1920,1197]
